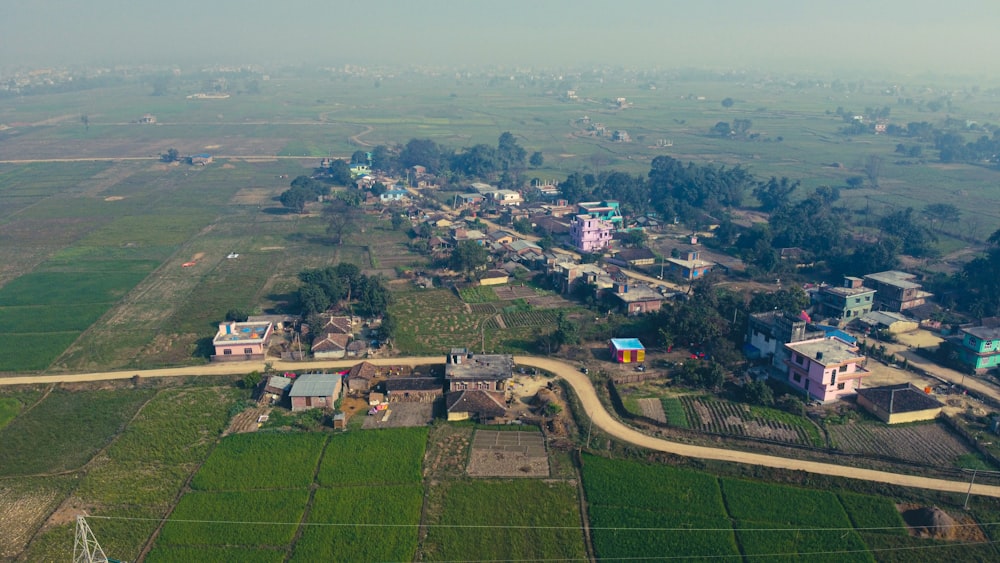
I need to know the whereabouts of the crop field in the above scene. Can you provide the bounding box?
[458,285,499,303]
[388,288,493,354]
[826,421,975,467]
[0,387,154,476]
[147,546,286,563]
[661,396,690,428]
[291,484,423,562]
[422,480,586,561]
[681,395,822,446]
[838,492,908,534]
[317,427,427,486]
[192,432,327,491]
[158,489,309,546]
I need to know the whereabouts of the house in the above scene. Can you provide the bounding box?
[446,389,508,422]
[445,348,513,393]
[551,261,612,295]
[506,239,542,256]
[138,113,157,124]
[488,230,518,245]
[319,315,353,336]
[312,332,350,359]
[862,271,933,312]
[479,270,509,286]
[578,201,623,226]
[426,214,454,229]
[456,193,484,208]
[289,373,342,412]
[745,311,823,371]
[570,214,613,253]
[383,377,443,403]
[369,392,386,405]
[346,361,378,395]
[380,189,410,203]
[190,153,213,166]
[211,321,273,362]
[491,189,523,206]
[955,325,1000,373]
[856,384,943,424]
[611,130,631,142]
[452,228,487,245]
[608,280,665,315]
[346,339,368,358]
[784,336,869,402]
[263,375,293,404]
[428,236,453,252]
[349,163,371,177]
[610,338,645,363]
[609,247,657,268]
[666,250,713,280]
[857,311,919,334]
[816,277,876,325]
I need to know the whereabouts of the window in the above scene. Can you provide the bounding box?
[837,383,846,390]
[244,348,253,355]
[839,365,848,372]
[795,354,804,365]
[223,349,232,355]
[830,372,837,385]
[854,298,861,304]
[793,373,802,383]
[865,296,871,301]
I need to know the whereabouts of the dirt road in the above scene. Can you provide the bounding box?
[3,355,999,499]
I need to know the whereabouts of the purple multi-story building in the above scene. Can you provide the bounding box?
[570,214,613,253]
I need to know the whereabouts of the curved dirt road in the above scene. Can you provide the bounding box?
[3,355,999,499]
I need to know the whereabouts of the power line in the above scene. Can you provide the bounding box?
[88,514,998,533]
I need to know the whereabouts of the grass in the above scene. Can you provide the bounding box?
[317,427,428,486]
[661,396,690,428]
[291,485,423,562]
[0,388,154,476]
[422,480,586,561]
[581,454,725,515]
[192,432,327,491]
[722,478,853,527]
[0,474,80,560]
[588,505,739,560]
[838,492,908,535]
[458,285,499,303]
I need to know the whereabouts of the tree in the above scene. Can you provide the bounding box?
[351,150,369,165]
[922,203,961,225]
[390,213,405,231]
[324,200,356,244]
[529,151,544,167]
[619,230,647,248]
[753,176,799,212]
[512,217,533,234]
[400,139,442,173]
[721,97,735,108]
[713,121,732,137]
[743,380,775,406]
[225,308,251,322]
[845,176,865,189]
[279,188,308,214]
[449,240,490,274]
[497,132,526,172]
[161,148,180,163]
[327,160,353,185]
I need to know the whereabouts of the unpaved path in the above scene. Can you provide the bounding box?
[3,355,1000,499]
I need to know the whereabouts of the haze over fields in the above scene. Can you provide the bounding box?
[3,0,1000,76]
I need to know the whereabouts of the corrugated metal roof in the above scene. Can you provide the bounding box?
[290,373,341,397]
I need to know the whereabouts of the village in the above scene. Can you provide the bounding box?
[195,153,1000,470]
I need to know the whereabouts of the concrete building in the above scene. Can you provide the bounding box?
[816,277,876,326]
[956,325,1000,373]
[211,321,273,362]
[289,373,342,412]
[784,336,869,402]
[666,250,713,280]
[745,311,824,372]
[608,280,665,315]
[570,214,613,253]
[863,270,933,312]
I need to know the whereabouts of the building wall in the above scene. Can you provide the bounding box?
[291,394,332,412]
[613,347,645,363]
[786,347,865,402]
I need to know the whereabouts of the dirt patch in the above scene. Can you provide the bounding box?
[223,406,270,436]
[638,397,666,423]
[362,401,433,429]
[467,430,549,477]
[894,329,944,349]
[221,163,236,169]
[898,504,987,542]
[425,424,473,478]
[231,187,279,205]
[204,145,221,150]
[259,246,286,251]
[190,252,206,261]
[103,196,125,201]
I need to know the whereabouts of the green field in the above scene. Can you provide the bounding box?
[422,480,587,561]
[317,427,427,486]
[192,432,327,491]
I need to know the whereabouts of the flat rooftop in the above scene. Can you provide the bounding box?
[446,350,514,380]
[611,338,645,350]
[613,285,664,303]
[857,384,943,413]
[786,337,861,365]
[964,326,1000,341]
[213,321,272,344]
[864,271,922,289]
[821,285,876,297]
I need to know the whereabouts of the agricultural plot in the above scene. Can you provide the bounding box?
[467,430,549,477]
[826,421,976,467]
[18,386,245,563]
[589,506,740,560]
[838,492,908,535]
[681,395,822,446]
[661,396,690,428]
[0,475,78,560]
[582,455,725,516]
[422,480,586,561]
[317,427,427,486]
[388,288,492,354]
[291,485,423,562]
[147,546,286,563]
[0,388,154,476]
[192,432,327,491]
[158,489,308,547]
[485,309,560,329]
[458,285,499,303]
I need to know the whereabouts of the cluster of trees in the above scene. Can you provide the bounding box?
[360,133,538,188]
[280,175,330,213]
[712,119,752,138]
[939,229,1000,317]
[297,263,392,318]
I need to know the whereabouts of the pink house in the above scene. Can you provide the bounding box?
[211,321,273,362]
[784,336,869,402]
[570,214,613,253]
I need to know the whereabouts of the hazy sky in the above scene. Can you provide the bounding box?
[2,0,998,75]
